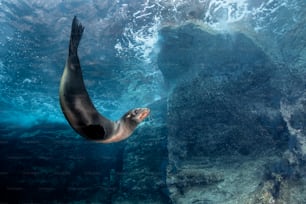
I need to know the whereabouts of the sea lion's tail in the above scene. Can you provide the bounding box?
[69,16,84,56]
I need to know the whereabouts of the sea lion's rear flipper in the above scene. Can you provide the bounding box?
[69,16,84,56]
[68,16,84,70]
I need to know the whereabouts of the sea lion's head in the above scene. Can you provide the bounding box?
[122,108,150,128]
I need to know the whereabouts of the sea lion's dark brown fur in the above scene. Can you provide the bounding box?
[59,17,150,143]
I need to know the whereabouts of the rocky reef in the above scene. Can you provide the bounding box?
[158,24,306,203]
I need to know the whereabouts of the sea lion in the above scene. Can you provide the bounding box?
[59,16,150,143]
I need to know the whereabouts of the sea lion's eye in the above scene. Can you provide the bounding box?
[134,110,139,115]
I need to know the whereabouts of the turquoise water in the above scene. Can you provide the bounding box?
[1,0,306,203]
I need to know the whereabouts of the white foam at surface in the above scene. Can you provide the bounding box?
[204,0,249,26]
[115,0,291,60]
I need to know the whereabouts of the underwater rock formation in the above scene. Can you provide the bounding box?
[161,24,289,158]
[158,24,292,203]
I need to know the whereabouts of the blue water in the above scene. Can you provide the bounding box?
[1,0,306,203]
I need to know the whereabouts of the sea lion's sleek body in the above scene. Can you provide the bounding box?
[59,17,150,143]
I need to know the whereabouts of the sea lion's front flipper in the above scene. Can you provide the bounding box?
[82,124,106,140]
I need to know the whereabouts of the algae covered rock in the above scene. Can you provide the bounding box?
[159,23,290,203]
[162,24,289,164]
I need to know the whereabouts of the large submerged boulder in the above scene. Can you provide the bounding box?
[160,23,289,160]
[158,24,291,203]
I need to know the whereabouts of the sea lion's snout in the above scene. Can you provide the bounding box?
[136,108,150,122]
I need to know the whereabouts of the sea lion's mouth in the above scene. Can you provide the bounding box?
[138,108,150,121]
